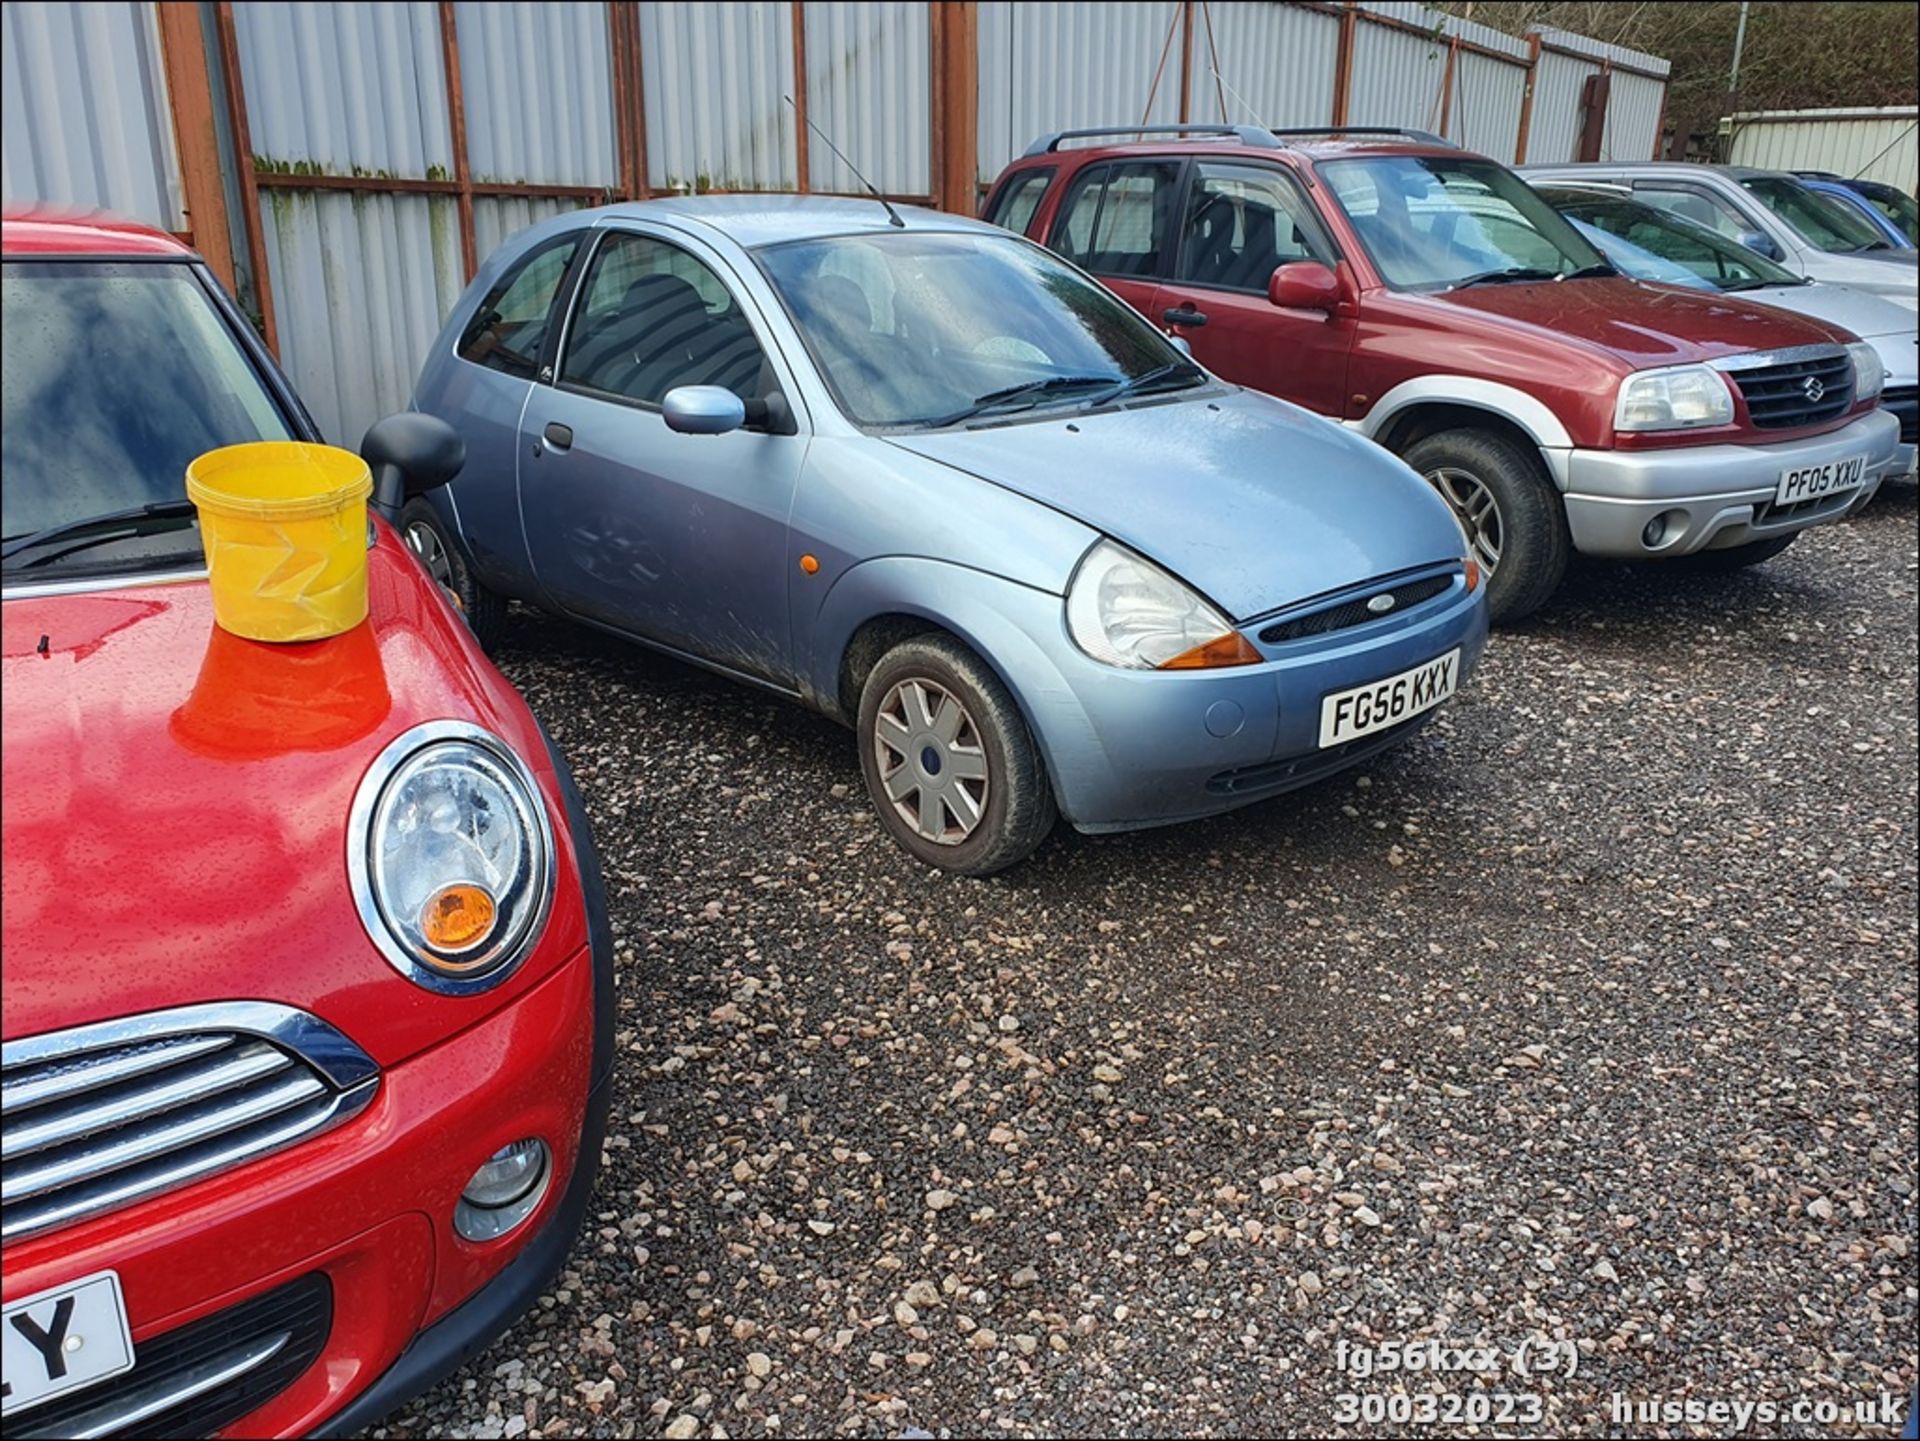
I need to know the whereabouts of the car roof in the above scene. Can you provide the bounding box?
[580,194,997,249]
[1026,132,1466,167]
[1,207,194,260]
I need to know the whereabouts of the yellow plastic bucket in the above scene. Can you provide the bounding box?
[185,442,373,642]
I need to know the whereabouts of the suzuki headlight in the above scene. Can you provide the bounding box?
[1065,539,1260,670]
[1614,365,1735,432]
[1846,340,1885,401]
[347,720,555,993]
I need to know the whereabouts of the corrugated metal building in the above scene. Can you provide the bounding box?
[4,0,1669,447]
[1723,106,1919,192]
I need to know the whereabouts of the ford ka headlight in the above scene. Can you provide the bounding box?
[1845,340,1885,401]
[1614,364,1735,432]
[1065,539,1260,670]
[347,721,554,993]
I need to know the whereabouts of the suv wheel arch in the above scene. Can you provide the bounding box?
[1361,378,1575,470]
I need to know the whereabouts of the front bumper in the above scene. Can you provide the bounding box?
[1020,573,1489,832]
[1561,407,1901,559]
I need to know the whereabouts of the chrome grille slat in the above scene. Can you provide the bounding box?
[1,1004,378,1241]
[53,1333,291,1441]
[3,1045,293,1156]
[5,1073,328,1201]
[2,1034,234,1111]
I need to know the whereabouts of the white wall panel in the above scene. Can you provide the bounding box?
[456,2,616,186]
[803,1,928,196]
[1181,2,1341,131]
[641,0,796,192]
[1727,108,1919,192]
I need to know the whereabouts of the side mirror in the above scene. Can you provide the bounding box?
[1736,229,1784,261]
[360,412,465,516]
[1268,260,1342,313]
[662,386,747,436]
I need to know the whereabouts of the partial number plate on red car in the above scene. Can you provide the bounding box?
[1776,453,1865,506]
[2,1271,135,1418]
[1319,649,1460,748]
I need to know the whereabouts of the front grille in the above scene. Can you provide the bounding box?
[2,1004,378,1242]
[9,1274,331,1440]
[1881,384,1918,445]
[1727,347,1853,430]
[1754,487,1861,529]
[1259,573,1454,645]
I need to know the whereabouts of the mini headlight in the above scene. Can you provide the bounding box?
[1065,539,1260,670]
[1614,365,1735,432]
[347,721,555,993]
[1845,340,1885,401]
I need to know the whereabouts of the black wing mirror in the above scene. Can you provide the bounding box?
[360,412,465,517]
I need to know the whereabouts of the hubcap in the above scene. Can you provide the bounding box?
[405,521,455,588]
[873,678,989,845]
[1427,467,1502,574]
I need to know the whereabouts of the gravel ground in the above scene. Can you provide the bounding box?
[376,486,1917,1440]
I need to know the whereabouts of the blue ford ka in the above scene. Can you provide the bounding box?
[408,197,1488,873]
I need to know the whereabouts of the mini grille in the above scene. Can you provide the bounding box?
[1729,349,1853,430]
[1880,385,1917,445]
[9,1274,331,1440]
[1259,574,1453,645]
[2,1007,377,1241]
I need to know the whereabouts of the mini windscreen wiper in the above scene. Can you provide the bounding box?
[920,373,1119,428]
[1080,359,1207,410]
[1447,267,1564,289]
[1,500,200,568]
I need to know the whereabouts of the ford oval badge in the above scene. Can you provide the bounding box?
[1366,593,1397,615]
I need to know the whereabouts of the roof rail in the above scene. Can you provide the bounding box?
[1022,124,1284,157]
[1269,126,1459,148]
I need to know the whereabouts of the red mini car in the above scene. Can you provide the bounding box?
[0,213,612,1437]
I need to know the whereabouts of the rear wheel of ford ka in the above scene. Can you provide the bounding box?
[858,637,1056,876]
[401,498,506,650]
[1403,428,1569,625]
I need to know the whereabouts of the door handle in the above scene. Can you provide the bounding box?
[542,421,573,451]
[1162,305,1209,328]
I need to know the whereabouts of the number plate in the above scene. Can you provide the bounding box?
[1775,453,1865,505]
[2,1272,135,1417]
[1318,649,1460,748]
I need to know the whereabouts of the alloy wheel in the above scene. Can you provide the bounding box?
[872,677,990,845]
[404,520,456,588]
[1427,466,1503,574]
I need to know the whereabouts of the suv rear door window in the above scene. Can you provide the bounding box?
[1050,161,1182,278]
[1177,162,1331,291]
[457,236,580,378]
[984,168,1054,235]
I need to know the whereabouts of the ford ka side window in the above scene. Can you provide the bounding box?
[456,237,580,378]
[559,232,770,408]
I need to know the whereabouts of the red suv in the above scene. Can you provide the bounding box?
[984,126,1903,620]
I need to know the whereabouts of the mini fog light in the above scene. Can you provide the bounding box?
[454,1138,552,1242]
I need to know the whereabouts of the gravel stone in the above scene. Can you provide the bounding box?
[373,494,1919,1437]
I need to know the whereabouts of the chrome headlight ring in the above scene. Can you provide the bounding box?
[346,719,556,996]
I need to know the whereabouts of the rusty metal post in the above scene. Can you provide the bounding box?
[436,2,478,280]
[609,2,649,199]
[792,1,810,192]
[1176,1,1194,123]
[155,1,236,292]
[212,3,276,354]
[1513,30,1541,163]
[1332,2,1357,126]
[928,3,978,215]
[1438,35,1459,138]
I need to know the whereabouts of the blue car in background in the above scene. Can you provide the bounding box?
[1794,174,1917,251]
[406,197,1486,873]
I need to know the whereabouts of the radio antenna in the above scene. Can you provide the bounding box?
[784,95,906,228]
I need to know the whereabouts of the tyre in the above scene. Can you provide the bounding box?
[1677,533,1797,572]
[1402,428,1570,624]
[857,635,1056,876]
[399,498,506,649]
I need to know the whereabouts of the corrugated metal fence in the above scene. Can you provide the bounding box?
[1723,107,1920,193]
[4,0,1668,446]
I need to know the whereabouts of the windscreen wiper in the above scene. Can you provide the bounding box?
[1564,263,1616,279]
[1080,360,1207,410]
[1448,267,1564,289]
[1,500,200,567]
[919,374,1119,429]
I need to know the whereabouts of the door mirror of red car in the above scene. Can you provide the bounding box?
[361,412,465,516]
[1268,261,1342,313]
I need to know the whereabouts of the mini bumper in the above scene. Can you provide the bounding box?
[1561,407,1901,559]
[1021,574,1489,832]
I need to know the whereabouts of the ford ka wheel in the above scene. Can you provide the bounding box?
[857,636,1056,875]
[399,498,506,649]
[1402,428,1569,625]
